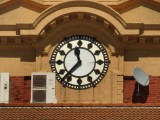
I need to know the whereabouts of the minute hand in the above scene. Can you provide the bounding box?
[74,47,81,61]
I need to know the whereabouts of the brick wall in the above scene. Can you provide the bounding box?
[10,76,31,103]
[124,76,160,103]
[9,76,160,104]
[24,77,31,103]
[1,75,160,119]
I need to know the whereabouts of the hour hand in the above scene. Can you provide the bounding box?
[62,47,81,81]
[61,60,81,81]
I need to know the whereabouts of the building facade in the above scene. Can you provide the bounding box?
[0,0,160,105]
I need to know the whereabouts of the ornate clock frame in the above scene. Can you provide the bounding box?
[50,35,110,90]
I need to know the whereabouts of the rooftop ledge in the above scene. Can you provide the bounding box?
[0,103,160,107]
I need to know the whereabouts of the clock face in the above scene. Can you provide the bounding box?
[50,35,110,90]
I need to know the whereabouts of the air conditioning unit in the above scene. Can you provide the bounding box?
[31,72,57,103]
[0,73,10,103]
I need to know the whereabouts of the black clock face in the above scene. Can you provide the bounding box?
[50,35,110,90]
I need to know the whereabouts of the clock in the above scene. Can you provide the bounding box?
[50,35,110,90]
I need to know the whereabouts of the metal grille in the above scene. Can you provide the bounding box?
[33,75,46,88]
[33,90,46,103]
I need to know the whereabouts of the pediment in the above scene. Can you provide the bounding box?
[112,0,160,24]
[1,0,160,25]
[0,0,46,25]
[0,7,40,25]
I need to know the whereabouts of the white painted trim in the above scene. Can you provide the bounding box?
[0,73,10,103]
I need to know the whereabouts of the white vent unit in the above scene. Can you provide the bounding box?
[31,72,56,103]
[0,73,10,103]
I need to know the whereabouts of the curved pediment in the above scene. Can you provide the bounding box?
[113,0,160,24]
[0,0,136,35]
[0,0,159,46]
[20,0,135,36]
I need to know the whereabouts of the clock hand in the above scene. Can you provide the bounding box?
[74,47,81,61]
[62,60,82,81]
[62,47,82,82]
[62,47,82,81]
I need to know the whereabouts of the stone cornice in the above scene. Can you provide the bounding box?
[0,0,126,6]
[110,0,160,10]
[0,13,159,46]
[0,0,159,34]
[0,0,160,46]
[1,0,160,6]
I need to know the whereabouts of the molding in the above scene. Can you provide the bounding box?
[0,0,160,46]
[110,0,160,11]
[0,1,131,34]
[1,0,159,6]
[0,0,49,11]
[122,36,160,45]
[0,12,160,46]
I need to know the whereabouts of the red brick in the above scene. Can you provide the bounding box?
[124,76,160,103]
